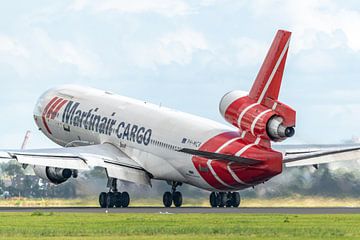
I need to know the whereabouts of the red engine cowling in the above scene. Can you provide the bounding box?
[219,90,296,142]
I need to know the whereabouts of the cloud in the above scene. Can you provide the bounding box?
[231,37,268,67]
[0,29,102,78]
[157,29,208,64]
[31,29,102,77]
[293,50,336,73]
[69,0,191,17]
[249,0,360,53]
[123,29,208,68]
[0,35,29,57]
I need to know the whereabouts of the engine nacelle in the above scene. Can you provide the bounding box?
[33,166,72,184]
[219,90,296,142]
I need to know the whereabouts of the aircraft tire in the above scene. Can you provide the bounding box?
[114,192,122,208]
[99,192,107,208]
[121,192,130,208]
[219,192,227,208]
[226,192,233,207]
[106,192,115,208]
[231,192,241,207]
[209,192,218,207]
[173,191,183,207]
[163,191,172,207]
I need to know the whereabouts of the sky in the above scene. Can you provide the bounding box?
[0,0,360,149]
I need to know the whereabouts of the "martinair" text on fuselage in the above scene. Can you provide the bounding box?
[61,101,152,145]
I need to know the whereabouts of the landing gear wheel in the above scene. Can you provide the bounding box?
[173,191,183,207]
[210,192,218,207]
[121,192,130,208]
[226,192,233,207]
[106,192,115,208]
[163,191,172,207]
[219,193,227,208]
[99,192,107,208]
[231,192,241,207]
[114,192,122,208]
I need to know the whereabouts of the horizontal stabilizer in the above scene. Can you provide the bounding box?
[284,145,360,167]
[177,148,261,165]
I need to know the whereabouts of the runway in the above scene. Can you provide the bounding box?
[0,207,360,214]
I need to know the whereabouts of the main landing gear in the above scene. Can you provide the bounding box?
[163,181,183,207]
[209,192,240,208]
[99,178,130,208]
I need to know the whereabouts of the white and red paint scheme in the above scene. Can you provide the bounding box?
[3,30,358,207]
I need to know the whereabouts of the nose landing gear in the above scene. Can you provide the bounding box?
[99,177,130,208]
[163,181,183,207]
[210,192,240,208]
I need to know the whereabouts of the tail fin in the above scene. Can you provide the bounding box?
[21,130,31,150]
[249,30,291,103]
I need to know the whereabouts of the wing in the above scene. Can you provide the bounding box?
[282,145,360,167]
[0,143,151,186]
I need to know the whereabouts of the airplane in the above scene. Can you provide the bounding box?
[1,29,360,208]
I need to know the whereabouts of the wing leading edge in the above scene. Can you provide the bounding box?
[0,143,152,186]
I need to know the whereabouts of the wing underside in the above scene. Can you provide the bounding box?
[0,143,152,186]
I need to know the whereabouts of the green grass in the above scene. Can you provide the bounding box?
[0,213,359,239]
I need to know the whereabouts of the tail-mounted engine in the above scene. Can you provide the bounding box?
[219,91,295,141]
[218,30,296,142]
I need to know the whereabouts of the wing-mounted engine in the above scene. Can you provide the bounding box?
[219,30,296,142]
[33,165,73,184]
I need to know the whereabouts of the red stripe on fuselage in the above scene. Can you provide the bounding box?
[230,146,282,184]
[46,98,63,119]
[193,131,282,191]
[41,97,59,135]
[51,99,68,119]
[192,131,242,190]
[42,97,59,118]
[210,139,254,188]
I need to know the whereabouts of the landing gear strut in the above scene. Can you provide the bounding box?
[209,192,240,208]
[99,178,130,208]
[163,181,183,207]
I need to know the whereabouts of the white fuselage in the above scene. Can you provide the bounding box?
[33,85,235,191]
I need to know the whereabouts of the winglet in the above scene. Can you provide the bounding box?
[249,30,291,103]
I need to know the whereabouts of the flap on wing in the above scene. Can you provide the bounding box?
[284,146,360,167]
[105,162,151,186]
[0,143,151,186]
[177,148,261,165]
[15,154,90,170]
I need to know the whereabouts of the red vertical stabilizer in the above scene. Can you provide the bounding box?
[249,30,291,103]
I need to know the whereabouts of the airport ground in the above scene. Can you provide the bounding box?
[0,212,359,239]
[0,197,359,239]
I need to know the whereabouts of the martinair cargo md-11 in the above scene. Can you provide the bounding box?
[1,30,360,208]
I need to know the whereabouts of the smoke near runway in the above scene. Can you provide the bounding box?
[1,159,360,199]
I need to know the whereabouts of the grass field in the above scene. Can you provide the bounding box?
[1,196,360,207]
[0,212,359,239]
